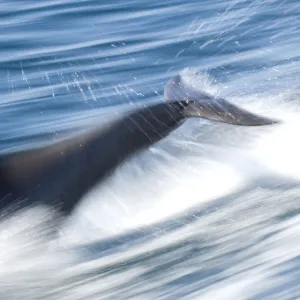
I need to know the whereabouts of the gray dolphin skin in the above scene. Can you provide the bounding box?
[0,74,279,217]
[165,75,278,126]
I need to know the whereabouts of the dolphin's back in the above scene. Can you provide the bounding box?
[0,74,279,217]
[0,101,186,215]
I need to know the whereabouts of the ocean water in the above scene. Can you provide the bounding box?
[1,0,300,299]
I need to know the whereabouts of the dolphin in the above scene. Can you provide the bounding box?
[0,74,279,217]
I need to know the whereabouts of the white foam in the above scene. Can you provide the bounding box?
[250,106,300,181]
[73,142,244,240]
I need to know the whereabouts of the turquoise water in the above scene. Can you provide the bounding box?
[2,1,300,299]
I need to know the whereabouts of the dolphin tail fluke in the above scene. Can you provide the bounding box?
[182,97,279,126]
[164,74,280,126]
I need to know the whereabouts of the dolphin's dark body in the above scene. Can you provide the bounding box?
[0,74,279,217]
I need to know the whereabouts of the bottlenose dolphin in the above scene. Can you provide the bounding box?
[0,74,279,216]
